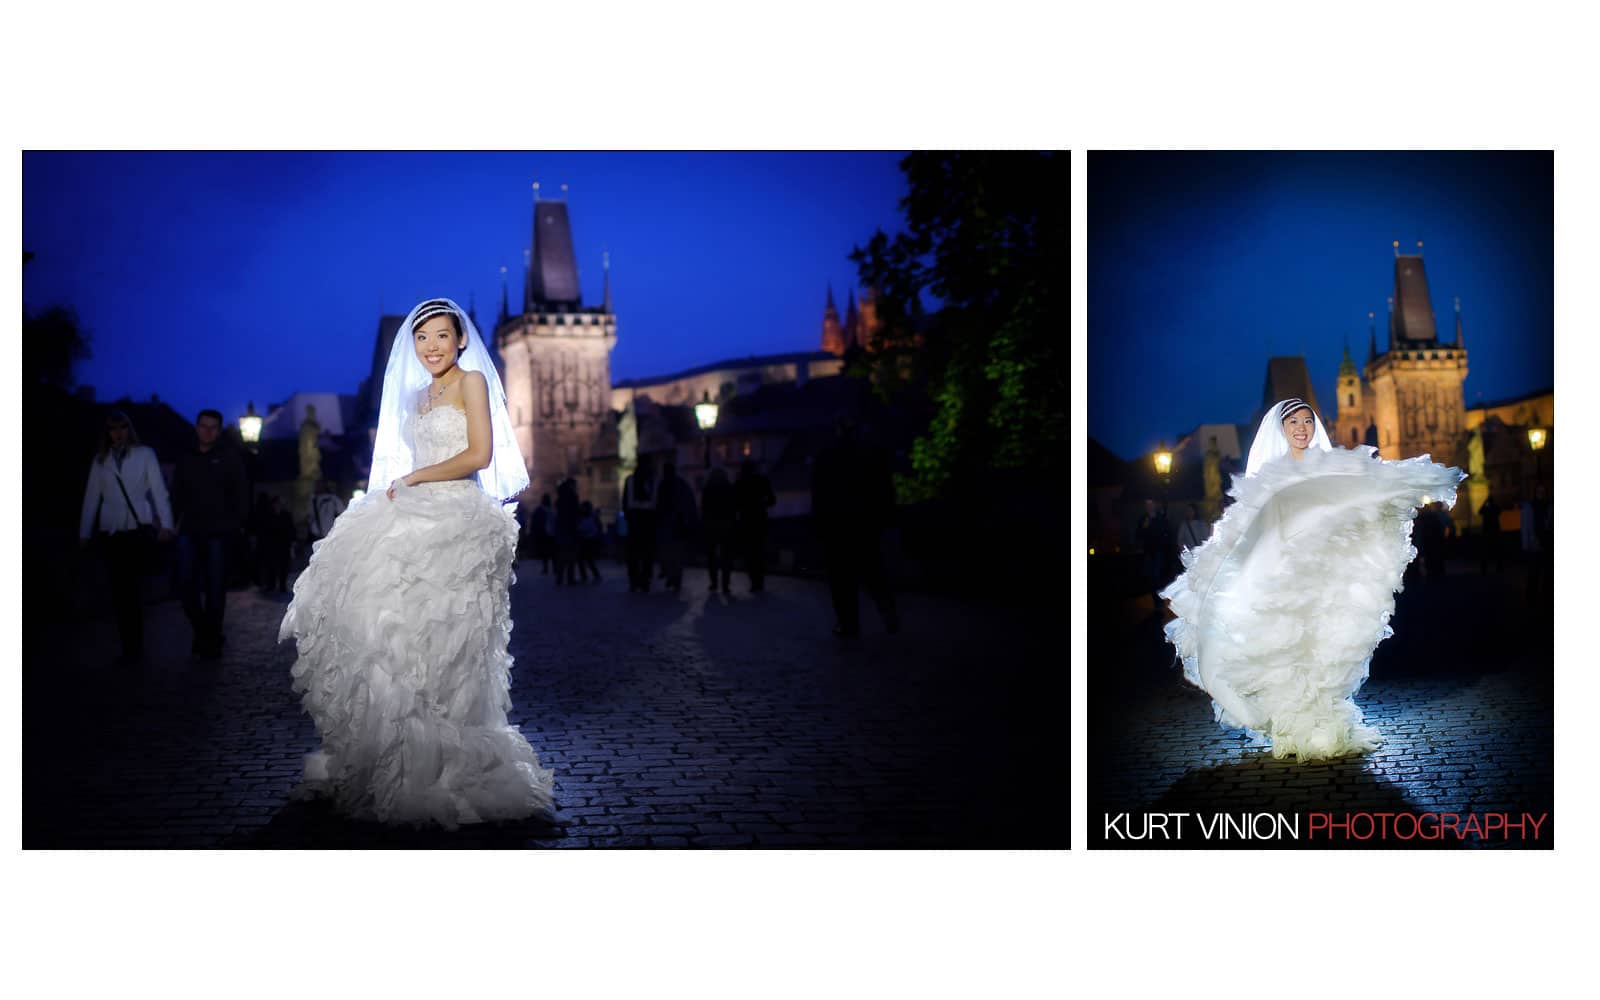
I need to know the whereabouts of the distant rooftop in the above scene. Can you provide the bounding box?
[613,351,837,390]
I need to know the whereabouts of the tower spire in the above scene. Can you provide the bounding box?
[602,247,612,313]
[1367,311,1377,362]
[1386,296,1395,353]
[1454,295,1463,348]
[820,285,845,355]
[498,265,510,325]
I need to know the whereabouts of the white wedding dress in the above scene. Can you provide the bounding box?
[1161,445,1464,761]
[279,405,554,827]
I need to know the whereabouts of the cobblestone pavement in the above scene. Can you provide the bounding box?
[1088,564,1554,849]
[26,561,1067,849]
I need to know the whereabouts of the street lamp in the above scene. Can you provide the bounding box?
[694,390,719,469]
[1153,445,1173,480]
[1153,442,1173,515]
[239,401,262,451]
[1528,426,1548,493]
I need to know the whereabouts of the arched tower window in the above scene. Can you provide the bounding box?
[1347,393,1355,408]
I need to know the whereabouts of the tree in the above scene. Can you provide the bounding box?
[850,152,1067,502]
[23,251,92,389]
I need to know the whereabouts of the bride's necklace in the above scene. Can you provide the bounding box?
[423,371,460,412]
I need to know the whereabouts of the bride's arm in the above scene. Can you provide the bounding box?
[400,372,495,487]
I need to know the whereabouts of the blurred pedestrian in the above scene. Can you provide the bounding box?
[532,492,554,575]
[578,501,604,583]
[701,466,736,594]
[77,409,174,664]
[1478,494,1504,574]
[734,459,776,593]
[1176,503,1209,553]
[622,458,658,593]
[1417,501,1449,579]
[553,478,581,586]
[262,494,295,594]
[171,408,249,659]
[656,462,698,592]
[1138,499,1172,610]
[248,491,272,586]
[306,479,345,551]
[811,416,899,638]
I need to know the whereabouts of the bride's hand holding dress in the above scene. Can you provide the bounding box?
[278,299,554,828]
[1160,399,1465,762]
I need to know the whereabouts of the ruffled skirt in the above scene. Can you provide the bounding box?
[278,480,554,827]
[1161,447,1464,761]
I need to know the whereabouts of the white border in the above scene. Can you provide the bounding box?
[7,0,1598,994]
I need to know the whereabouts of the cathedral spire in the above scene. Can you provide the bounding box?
[1340,335,1357,378]
[1367,311,1378,362]
[821,285,845,355]
[498,266,510,326]
[602,248,612,313]
[843,289,860,351]
[1386,296,1395,353]
[1454,295,1464,348]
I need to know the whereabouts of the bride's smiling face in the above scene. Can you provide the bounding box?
[1282,408,1315,453]
[415,314,465,377]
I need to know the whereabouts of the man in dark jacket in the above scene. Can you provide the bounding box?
[701,467,737,595]
[811,416,899,637]
[734,459,776,593]
[170,409,249,658]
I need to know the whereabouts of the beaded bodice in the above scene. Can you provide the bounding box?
[413,406,470,469]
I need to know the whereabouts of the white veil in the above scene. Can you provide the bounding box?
[368,297,529,503]
[1244,398,1332,477]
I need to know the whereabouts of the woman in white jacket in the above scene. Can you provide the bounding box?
[78,410,174,663]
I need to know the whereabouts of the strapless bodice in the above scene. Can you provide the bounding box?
[414,406,470,468]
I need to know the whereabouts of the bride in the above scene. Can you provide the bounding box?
[278,297,555,827]
[1160,398,1465,762]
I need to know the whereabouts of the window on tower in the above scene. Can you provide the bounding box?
[1347,393,1354,408]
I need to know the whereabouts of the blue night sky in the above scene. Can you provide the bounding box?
[1089,151,1554,460]
[23,151,910,425]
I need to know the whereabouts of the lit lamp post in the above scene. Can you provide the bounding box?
[1153,443,1173,512]
[1528,426,1548,491]
[694,391,719,469]
[239,401,262,453]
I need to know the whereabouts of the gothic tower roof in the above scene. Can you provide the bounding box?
[526,198,582,309]
[842,289,860,351]
[362,313,407,426]
[1262,356,1321,415]
[1340,340,1358,379]
[1392,253,1438,345]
